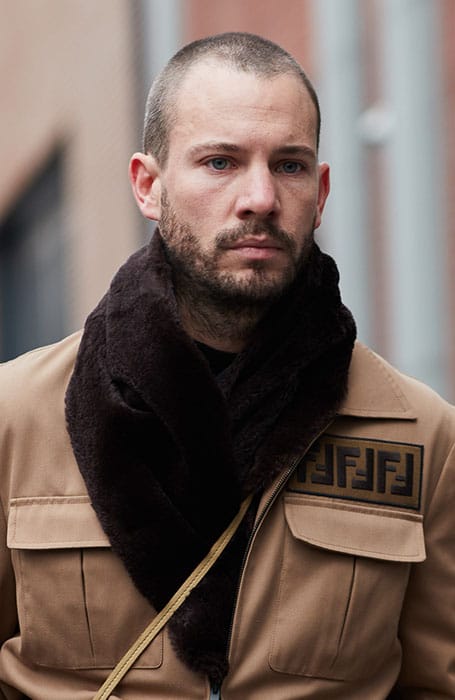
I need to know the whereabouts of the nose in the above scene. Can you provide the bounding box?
[234,166,280,220]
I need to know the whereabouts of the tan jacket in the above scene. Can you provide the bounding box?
[0,332,454,699]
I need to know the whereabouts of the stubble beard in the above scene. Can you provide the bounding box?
[158,190,315,345]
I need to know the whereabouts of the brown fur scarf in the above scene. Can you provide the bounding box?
[65,231,356,684]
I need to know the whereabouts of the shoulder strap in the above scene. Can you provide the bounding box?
[94,494,254,699]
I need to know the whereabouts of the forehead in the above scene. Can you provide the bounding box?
[168,60,318,153]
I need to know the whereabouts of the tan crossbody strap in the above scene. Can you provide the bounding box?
[94,494,254,700]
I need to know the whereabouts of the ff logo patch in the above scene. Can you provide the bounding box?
[288,434,423,510]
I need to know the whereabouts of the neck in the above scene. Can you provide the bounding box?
[176,292,270,353]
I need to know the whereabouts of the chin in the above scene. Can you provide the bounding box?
[210,267,295,304]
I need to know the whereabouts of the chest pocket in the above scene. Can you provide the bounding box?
[269,494,425,680]
[7,496,163,670]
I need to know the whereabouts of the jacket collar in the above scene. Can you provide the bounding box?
[338,342,417,420]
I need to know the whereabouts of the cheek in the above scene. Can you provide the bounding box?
[177,168,233,208]
[281,181,318,216]
[173,184,224,224]
[286,198,317,233]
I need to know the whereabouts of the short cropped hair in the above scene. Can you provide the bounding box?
[143,32,321,165]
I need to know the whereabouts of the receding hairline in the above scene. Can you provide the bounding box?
[175,53,315,94]
[143,32,321,162]
[175,57,319,139]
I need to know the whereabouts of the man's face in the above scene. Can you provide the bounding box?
[140,60,329,304]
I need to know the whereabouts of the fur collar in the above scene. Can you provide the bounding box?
[65,231,356,683]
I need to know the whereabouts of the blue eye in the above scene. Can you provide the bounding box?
[208,157,230,170]
[280,161,303,174]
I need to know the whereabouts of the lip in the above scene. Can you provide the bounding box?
[224,237,284,260]
[226,237,283,251]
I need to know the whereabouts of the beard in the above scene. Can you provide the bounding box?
[159,189,315,310]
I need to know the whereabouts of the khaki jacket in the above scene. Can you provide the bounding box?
[0,332,454,699]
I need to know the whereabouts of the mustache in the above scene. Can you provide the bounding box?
[214,221,297,254]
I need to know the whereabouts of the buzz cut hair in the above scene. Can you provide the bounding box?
[143,32,321,165]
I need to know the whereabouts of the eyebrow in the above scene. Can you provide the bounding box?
[189,142,241,157]
[188,142,316,161]
[277,145,316,159]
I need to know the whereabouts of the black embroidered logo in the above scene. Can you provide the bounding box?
[288,434,423,510]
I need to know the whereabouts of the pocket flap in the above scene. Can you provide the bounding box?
[7,496,110,549]
[284,494,425,562]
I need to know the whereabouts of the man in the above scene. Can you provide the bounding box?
[0,32,454,700]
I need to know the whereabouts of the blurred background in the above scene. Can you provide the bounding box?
[1,0,454,399]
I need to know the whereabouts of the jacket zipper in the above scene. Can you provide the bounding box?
[225,420,334,661]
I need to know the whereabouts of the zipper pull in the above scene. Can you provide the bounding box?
[209,683,221,699]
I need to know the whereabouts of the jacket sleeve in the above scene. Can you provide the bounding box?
[394,439,455,697]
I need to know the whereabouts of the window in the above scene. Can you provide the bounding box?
[0,153,67,361]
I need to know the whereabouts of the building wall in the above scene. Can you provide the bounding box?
[310,1,453,397]
[183,0,315,73]
[442,0,455,393]
[0,0,143,348]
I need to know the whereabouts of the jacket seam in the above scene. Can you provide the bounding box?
[0,494,8,536]
[360,345,411,410]
[424,437,455,517]
[297,534,421,559]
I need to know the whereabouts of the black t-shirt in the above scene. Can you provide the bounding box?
[196,341,237,375]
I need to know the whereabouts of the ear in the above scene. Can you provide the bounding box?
[129,153,161,221]
[314,162,330,230]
